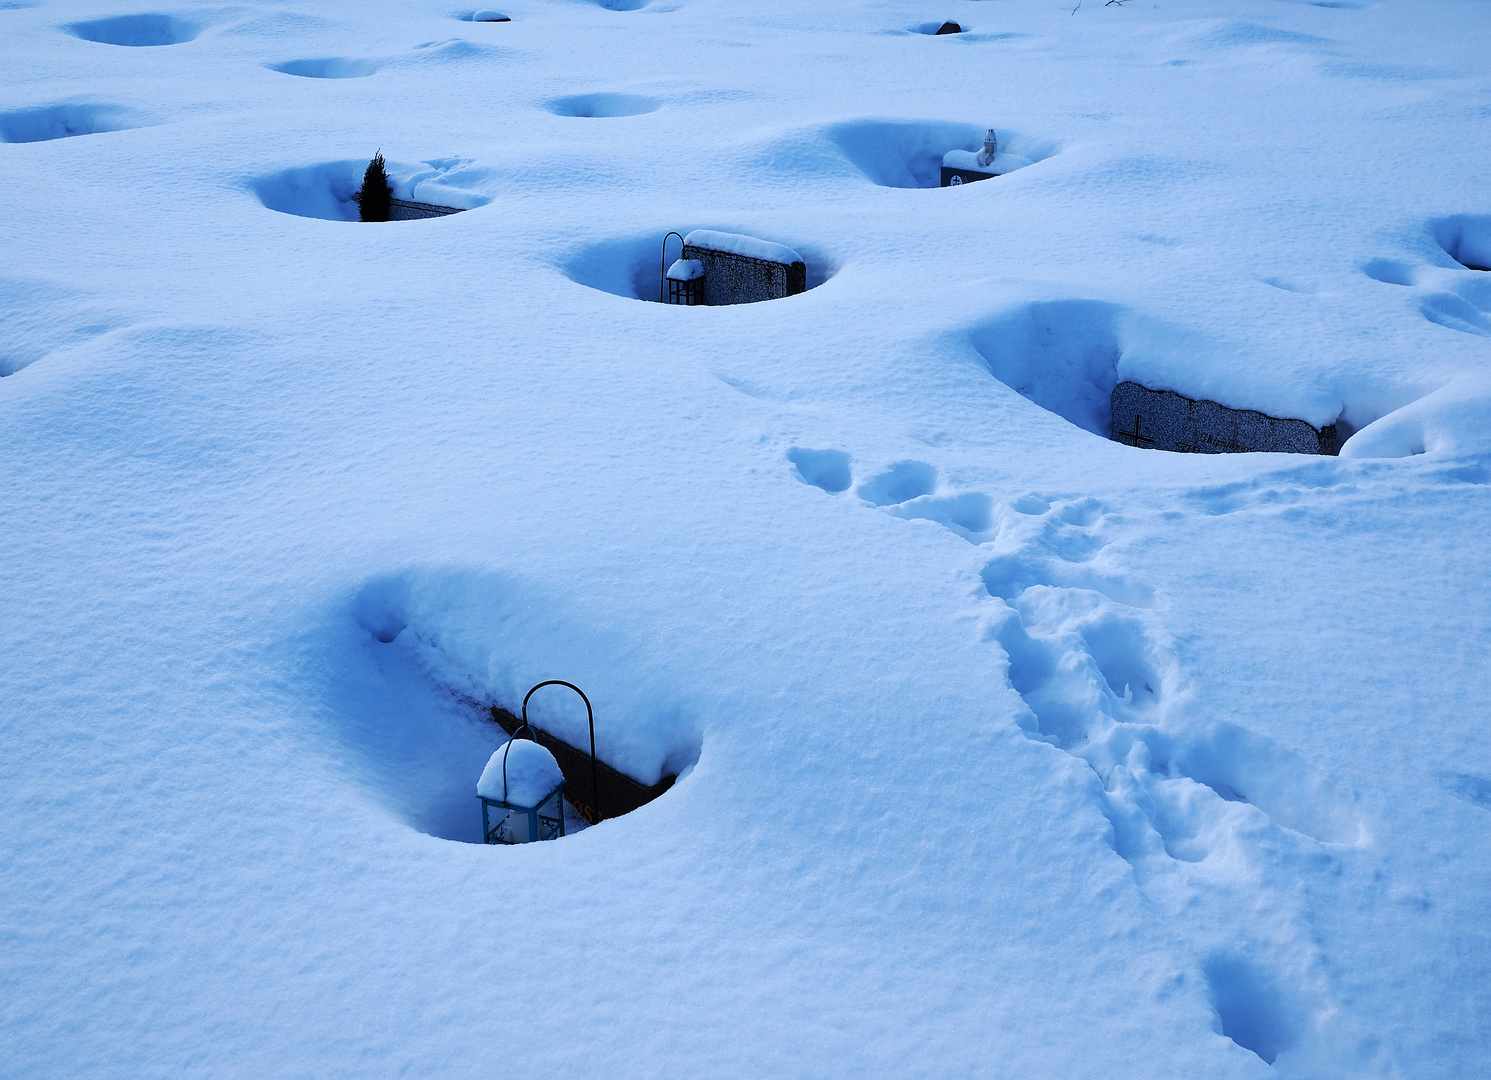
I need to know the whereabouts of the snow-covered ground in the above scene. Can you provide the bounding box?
[3,0,1490,1076]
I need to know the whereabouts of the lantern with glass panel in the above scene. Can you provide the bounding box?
[476,725,566,844]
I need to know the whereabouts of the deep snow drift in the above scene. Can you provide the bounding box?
[2,1,1490,1078]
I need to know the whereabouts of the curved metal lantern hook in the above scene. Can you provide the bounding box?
[523,680,598,824]
[660,231,685,304]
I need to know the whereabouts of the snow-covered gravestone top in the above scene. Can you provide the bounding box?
[477,738,566,843]
[680,230,806,305]
[941,129,1033,187]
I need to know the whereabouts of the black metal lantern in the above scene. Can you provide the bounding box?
[662,231,705,305]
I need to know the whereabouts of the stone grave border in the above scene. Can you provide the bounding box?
[1110,381,1339,456]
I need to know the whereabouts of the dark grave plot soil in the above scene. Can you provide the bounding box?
[1111,382,1339,455]
[487,704,674,825]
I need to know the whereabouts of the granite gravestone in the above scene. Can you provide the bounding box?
[387,197,463,221]
[1110,381,1339,455]
[680,229,806,305]
[935,21,962,34]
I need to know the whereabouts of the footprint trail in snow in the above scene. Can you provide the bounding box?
[792,450,1379,1074]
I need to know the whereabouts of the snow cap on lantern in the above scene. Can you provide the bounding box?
[476,731,566,844]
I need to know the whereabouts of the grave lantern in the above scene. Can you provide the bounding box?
[661,231,705,305]
[476,724,566,844]
[666,258,705,305]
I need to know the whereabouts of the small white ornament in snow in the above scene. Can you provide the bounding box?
[976,129,998,169]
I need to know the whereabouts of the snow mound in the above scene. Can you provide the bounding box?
[478,739,564,805]
[0,277,129,377]
[1341,376,1491,458]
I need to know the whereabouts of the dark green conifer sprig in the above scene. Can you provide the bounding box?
[355,150,391,222]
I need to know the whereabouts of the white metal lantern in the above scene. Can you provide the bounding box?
[476,725,566,844]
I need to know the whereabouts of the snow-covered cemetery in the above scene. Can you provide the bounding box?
[3,0,1489,1076]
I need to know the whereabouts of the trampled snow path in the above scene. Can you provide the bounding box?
[793,453,1377,1068]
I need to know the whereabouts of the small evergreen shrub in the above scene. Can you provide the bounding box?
[355,151,391,222]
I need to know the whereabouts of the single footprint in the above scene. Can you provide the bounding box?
[856,461,936,505]
[787,447,852,493]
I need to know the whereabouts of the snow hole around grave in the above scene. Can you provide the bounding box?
[547,92,660,118]
[1433,214,1491,272]
[560,231,838,303]
[907,21,962,35]
[970,299,1126,438]
[0,102,146,143]
[65,13,202,46]
[968,301,1387,450]
[825,119,1055,189]
[268,57,385,79]
[251,159,491,221]
[341,571,700,843]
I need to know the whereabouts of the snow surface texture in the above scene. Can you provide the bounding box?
[2,1,1490,1078]
[476,738,564,806]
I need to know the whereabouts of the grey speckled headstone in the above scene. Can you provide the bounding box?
[681,232,806,306]
[388,197,463,221]
[1110,381,1338,455]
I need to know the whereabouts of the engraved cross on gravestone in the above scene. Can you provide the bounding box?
[1113,414,1156,448]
